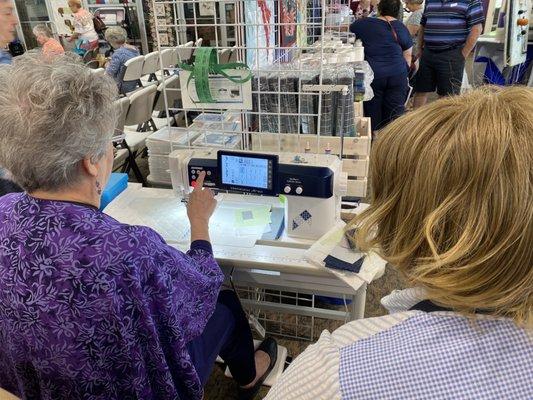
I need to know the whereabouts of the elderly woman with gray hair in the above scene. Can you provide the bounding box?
[0,53,276,400]
[105,26,140,94]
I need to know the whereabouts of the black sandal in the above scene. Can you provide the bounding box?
[238,337,278,400]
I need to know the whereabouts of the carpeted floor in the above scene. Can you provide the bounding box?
[129,157,407,400]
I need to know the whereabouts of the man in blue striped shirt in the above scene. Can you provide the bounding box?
[413,0,484,107]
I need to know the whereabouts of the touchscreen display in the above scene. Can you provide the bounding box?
[220,154,271,190]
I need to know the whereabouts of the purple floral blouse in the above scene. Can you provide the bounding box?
[0,193,224,399]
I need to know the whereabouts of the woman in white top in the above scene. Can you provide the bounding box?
[405,0,424,58]
[67,0,98,50]
[265,86,533,400]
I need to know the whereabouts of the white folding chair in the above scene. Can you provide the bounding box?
[141,51,160,84]
[112,96,131,173]
[193,38,203,56]
[152,75,182,128]
[123,85,158,184]
[218,48,231,64]
[125,84,158,132]
[176,41,194,63]
[159,48,176,77]
[119,55,145,95]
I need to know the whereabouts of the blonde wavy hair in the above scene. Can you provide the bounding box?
[349,86,532,326]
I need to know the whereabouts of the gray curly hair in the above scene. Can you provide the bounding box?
[0,52,118,192]
[105,26,128,48]
[32,24,53,39]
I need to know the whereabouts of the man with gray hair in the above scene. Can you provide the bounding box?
[33,24,65,57]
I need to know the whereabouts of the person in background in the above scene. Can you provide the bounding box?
[0,0,17,65]
[265,86,533,400]
[405,0,424,58]
[33,24,65,58]
[0,0,22,197]
[0,53,277,400]
[350,0,412,132]
[413,0,484,108]
[66,0,98,51]
[105,26,140,94]
[350,0,375,19]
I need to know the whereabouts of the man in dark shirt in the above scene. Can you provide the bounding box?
[413,0,484,108]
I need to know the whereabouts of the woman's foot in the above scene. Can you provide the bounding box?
[238,337,278,400]
[241,350,271,389]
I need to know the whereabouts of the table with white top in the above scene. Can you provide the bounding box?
[104,184,386,334]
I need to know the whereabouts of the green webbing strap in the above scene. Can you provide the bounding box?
[180,47,252,103]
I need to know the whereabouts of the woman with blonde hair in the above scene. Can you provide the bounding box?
[266,86,533,399]
[66,0,98,51]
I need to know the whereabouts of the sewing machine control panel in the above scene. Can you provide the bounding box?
[186,151,336,199]
[188,158,218,189]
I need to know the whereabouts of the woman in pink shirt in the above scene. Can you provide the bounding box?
[33,24,64,57]
[66,0,98,51]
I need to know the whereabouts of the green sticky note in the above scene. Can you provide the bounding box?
[234,205,271,227]
[278,195,286,204]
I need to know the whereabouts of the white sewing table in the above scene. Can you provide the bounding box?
[104,184,385,324]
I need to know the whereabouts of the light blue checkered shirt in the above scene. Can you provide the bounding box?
[340,313,533,399]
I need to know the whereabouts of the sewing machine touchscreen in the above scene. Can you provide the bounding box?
[218,152,278,195]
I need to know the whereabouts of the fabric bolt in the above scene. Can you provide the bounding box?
[364,72,408,131]
[264,288,533,400]
[0,50,12,65]
[279,72,299,134]
[335,67,356,137]
[257,74,278,133]
[42,38,65,57]
[0,193,224,400]
[300,72,318,135]
[406,9,423,56]
[267,74,282,133]
[72,8,99,43]
[420,0,485,51]
[319,67,335,136]
[349,17,412,79]
[107,45,141,94]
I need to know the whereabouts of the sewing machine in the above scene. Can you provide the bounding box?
[169,149,348,240]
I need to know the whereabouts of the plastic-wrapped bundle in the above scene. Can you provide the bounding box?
[353,60,375,102]
[319,67,336,136]
[252,72,278,133]
[267,72,281,133]
[335,65,356,137]
[300,71,318,135]
[279,70,300,133]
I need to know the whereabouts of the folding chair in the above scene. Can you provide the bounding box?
[118,55,145,95]
[141,51,160,84]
